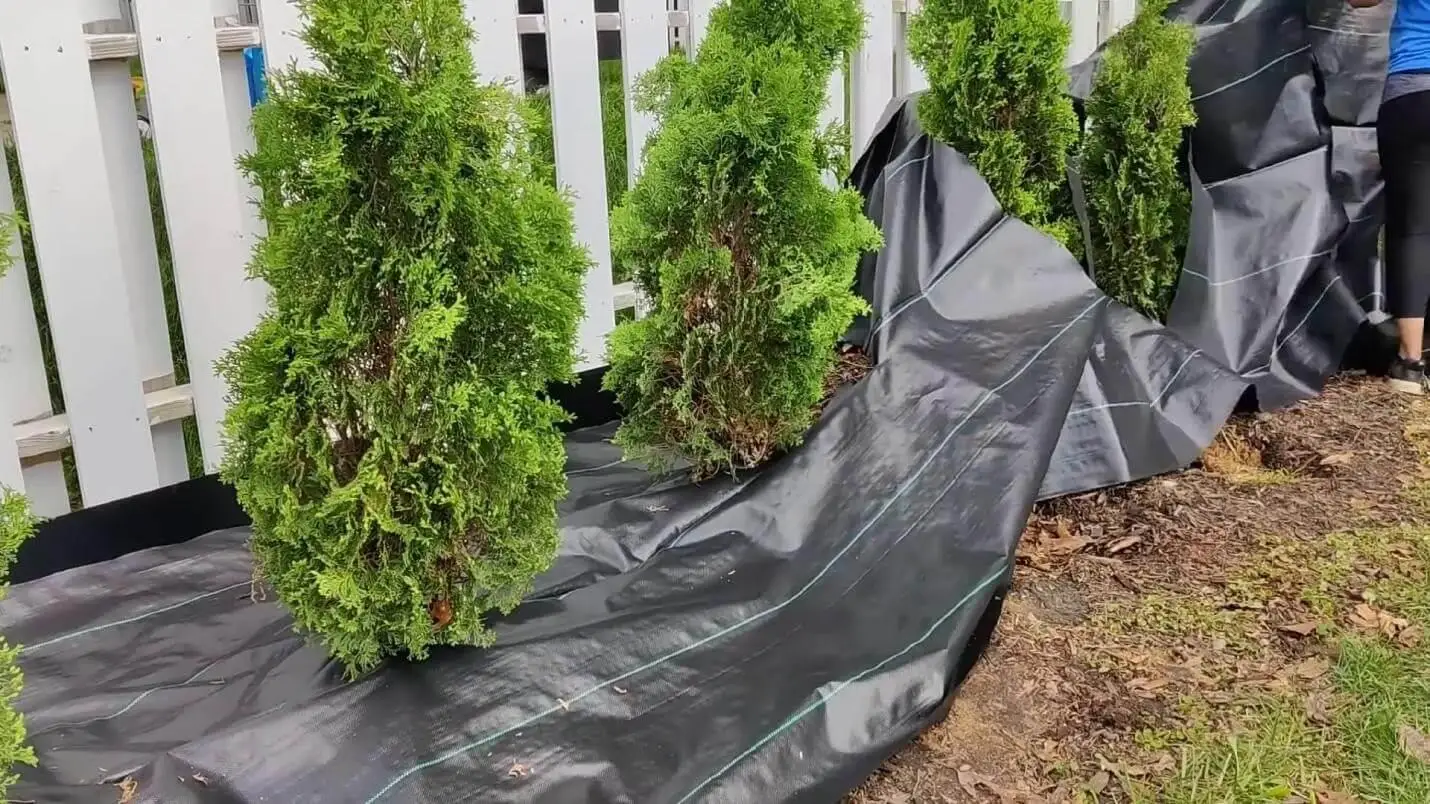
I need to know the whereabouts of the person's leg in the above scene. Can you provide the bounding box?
[1378,90,1430,393]
[1398,317,1425,361]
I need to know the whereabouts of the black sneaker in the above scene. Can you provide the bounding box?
[1387,355,1426,395]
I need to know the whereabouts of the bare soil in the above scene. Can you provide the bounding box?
[852,377,1425,803]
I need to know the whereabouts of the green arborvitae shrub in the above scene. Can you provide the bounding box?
[219,0,588,677]
[602,0,882,476]
[1080,0,1197,320]
[909,0,1081,246]
[0,489,38,795]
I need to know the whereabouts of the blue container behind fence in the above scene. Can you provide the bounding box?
[244,47,267,108]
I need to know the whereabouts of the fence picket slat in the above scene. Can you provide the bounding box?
[0,405,19,495]
[621,0,667,187]
[545,0,615,370]
[255,0,316,73]
[0,0,160,506]
[133,0,264,473]
[1107,0,1138,35]
[852,0,896,158]
[0,129,71,515]
[218,49,269,258]
[897,0,929,96]
[685,0,712,55]
[91,60,191,487]
[1067,0,1099,65]
[466,0,522,88]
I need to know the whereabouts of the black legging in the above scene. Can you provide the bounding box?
[1379,88,1430,319]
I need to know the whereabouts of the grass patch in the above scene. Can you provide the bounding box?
[1134,697,1340,803]
[1116,519,1430,802]
[1335,638,1430,803]
[1201,429,1297,487]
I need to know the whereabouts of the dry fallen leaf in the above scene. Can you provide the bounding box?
[1293,657,1331,680]
[1305,691,1333,725]
[116,778,139,804]
[1350,603,1382,630]
[1316,790,1361,804]
[957,766,989,797]
[1397,724,1430,764]
[1278,621,1320,637]
[1320,452,1355,467]
[1085,770,1111,795]
[1397,624,1424,649]
[507,762,531,779]
[1105,536,1143,555]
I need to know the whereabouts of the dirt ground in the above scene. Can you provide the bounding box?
[852,376,1428,803]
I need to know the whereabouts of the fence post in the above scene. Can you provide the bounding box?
[0,128,71,515]
[621,0,667,187]
[852,0,896,158]
[1106,0,1138,37]
[0,0,160,506]
[897,0,929,96]
[545,0,616,370]
[255,0,316,73]
[466,0,522,89]
[1067,0,1099,65]
[685,0,712,55]
[133,0,264,473]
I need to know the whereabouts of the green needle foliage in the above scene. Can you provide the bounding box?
[603,0,882,476]
[1080,0,1197,320]
[909,0,1080,247]
[0,489,38,795]
[219,0,588,677]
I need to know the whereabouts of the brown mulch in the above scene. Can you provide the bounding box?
[851,376,1424,804]
[820,345,873,411]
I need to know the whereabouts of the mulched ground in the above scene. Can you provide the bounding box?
[852,376,1424,803]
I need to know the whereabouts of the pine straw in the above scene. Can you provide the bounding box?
[851,377,1426,803]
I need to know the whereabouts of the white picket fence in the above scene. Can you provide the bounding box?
[0,0,1133,517]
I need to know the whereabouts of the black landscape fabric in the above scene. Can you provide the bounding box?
[0,1,1391,801]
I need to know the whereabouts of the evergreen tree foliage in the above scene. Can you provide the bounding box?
[0,489,38,795]
[219,0,588,676]
[603,0,883,476]
[1080,0,1197,320]
[908,0,1080,246]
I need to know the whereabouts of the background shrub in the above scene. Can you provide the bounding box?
[1080,0,1197,320]
[219,0,588,676]
[909,0,1080,247]
[0,487,38,794]
[603,0,882,476]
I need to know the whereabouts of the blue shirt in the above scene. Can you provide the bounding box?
[1391,0,1430,75]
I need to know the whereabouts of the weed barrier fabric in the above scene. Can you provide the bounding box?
[1040,0,1387,496]
[3,162,1103,800]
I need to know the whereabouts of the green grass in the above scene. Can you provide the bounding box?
[1124,525,1430,803]
[1140,698,1337,803]
[1335,638,1430,803]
